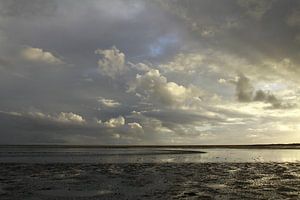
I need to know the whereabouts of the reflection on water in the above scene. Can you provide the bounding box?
[0,147,300,163]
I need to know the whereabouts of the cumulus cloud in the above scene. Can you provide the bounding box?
[2,1,300,144]
[218,78,227,84]
[233,73,296,109]
[56,112,85,124]
[97,97,121,108]
[101,116,125,128]
[0,110,148,144]
[129,69,202,107]
[21,47,63,65]
[97,115,144,138]
[95,46,126,79]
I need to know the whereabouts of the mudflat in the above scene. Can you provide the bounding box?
[0,163,300,199]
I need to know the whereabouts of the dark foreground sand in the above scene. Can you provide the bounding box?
[0,163,300,199]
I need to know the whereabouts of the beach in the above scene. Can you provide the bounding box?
[1,147,300,199]
[1,162,300,199]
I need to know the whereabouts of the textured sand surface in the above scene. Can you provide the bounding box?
[0,163,300,199]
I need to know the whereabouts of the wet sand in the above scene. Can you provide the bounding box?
[1,163,300,199]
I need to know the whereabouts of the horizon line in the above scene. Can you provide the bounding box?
[0,143,300,149]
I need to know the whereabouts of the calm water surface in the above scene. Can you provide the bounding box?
[1,147,300,163]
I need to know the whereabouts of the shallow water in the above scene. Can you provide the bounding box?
[0,147,300,163]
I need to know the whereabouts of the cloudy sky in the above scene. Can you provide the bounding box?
[0,0,300,144]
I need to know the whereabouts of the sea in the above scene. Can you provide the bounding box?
[1,146,300,163]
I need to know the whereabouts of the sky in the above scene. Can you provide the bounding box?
[0,0,300,145]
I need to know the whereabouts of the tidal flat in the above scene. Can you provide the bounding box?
[1,163,300,199]
[1,147,300,199]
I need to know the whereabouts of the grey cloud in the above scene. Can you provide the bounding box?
[286,8,300,27]
[0,57,12,69]
[1,0,300,144]
[0,0,57,17]
[235,73,254,102]
[237,0,274,20]
[143,109,223,125]
[0,111,146,144]
[234,74,296,109]
[156,0,300,72]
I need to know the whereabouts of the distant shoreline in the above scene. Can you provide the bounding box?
[1,144,300,149]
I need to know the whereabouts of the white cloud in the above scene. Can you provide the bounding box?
[56,112,85,124]
[95,46,126,79]
[0,110,22,116]
[21,47,63,65]
[129,69,202,107]
[127,122,144,135]
[28,111,85,124]
[128,122,142,130]
[102,116,125,128]
[97,97,121,108]
[218,78,227,84]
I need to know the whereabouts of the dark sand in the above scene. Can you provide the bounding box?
[1,163,300,199]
